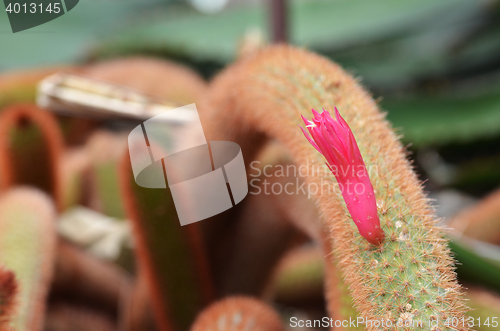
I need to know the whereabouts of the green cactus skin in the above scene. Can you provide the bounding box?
[200,45,471,330]
[119,151,214,331]
[0,188,57,331]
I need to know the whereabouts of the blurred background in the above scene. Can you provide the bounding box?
[2,0,500,197]
[1,0,500,330]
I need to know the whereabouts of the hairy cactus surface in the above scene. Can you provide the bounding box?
[0,188,57,331]
[200,45,470,330]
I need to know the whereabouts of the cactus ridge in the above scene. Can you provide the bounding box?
[201,45,470,330]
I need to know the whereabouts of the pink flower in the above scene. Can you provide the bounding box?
[300,108,385,245]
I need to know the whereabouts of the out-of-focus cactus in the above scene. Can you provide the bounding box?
[0,67,96,147]
[0,105,63,211]
[216,157,303,296]
[119,151,214,331]
[449,188,500,245]
[85,131,128,219]
[190,296,285,331]
[120,270,157,331]
[465,287,500,331]
[200,45,470,330]
[0,267,18,330]
[82,57,207,105]
[0,68,69,110]
[0,188,57,331]
[52,240,132,316]
[267,245,324,306]
[44,303,116,331]
[60,148,90,210]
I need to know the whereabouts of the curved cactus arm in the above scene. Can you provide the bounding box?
[200,45,471,330]
[0,105,64,211]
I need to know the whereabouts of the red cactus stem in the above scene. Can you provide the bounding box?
[190,296,286,331]
[0,104,64,211]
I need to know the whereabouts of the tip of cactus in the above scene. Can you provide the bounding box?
[190,296,285,331]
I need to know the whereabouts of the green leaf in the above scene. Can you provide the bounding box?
[383,86,500,147]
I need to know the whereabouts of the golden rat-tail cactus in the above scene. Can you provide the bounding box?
[200,45,470,330]
[190,296,285,331]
